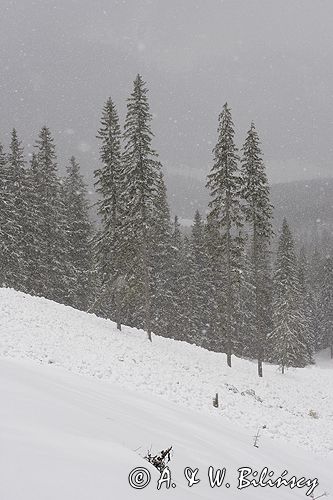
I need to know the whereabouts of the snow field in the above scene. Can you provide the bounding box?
[0,287,332,458]
[1,356,332,499]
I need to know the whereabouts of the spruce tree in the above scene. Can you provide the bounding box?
[63,156,93,310]
[297,247,316,354]
[181,233,197,343]
[270,219,313,373]
[189,210,210,346]
[309,247,324,350]
[236,242,256,358]
[240,122,273,377]
[24,153,43,295]
[150,172,173,336]
[121,74,162,341]
[94,97,123,328]
[319,256,333,358]
[204,213,223,351]
[33,127,68,302]
[167,216,185,340]
[6,129,27,290]
[0,142,13,286]
[206,102,244,367]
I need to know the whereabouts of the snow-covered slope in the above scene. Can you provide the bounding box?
[0,288,332,499]
[1,356,332,500]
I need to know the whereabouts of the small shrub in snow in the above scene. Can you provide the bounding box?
[145,446,172,472]
[241,388,263,403]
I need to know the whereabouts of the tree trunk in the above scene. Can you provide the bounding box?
[117,320,122,331]
[143,268,152,341]
[143,235,152,342]
[112,280,122,331]
[253,225,263,378]
[227,349,232,368]
[115,296,122,331]
[258,358,263,377]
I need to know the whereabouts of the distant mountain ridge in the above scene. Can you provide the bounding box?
[165,174,333,240]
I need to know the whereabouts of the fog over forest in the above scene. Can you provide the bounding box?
[1,0,333,210]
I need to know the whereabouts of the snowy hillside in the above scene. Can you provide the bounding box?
[1,356,331,500]
[0,288,332,499]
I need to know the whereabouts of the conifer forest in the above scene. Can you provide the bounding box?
[1,74,332,377]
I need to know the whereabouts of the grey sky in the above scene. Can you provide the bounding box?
[1,0,333,188]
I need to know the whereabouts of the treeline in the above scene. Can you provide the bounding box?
[0,74,332,376]
[0,128,92,310]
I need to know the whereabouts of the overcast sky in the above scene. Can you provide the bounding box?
[1,0,333,187]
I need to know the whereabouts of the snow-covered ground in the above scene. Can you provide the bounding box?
[0,288,332,499]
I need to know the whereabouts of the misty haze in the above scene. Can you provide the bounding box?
[1,2,333,182]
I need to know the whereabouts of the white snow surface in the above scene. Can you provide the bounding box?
[0,288,332,499]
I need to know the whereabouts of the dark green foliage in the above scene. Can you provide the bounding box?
[188,210,210,346]
[93,97,123,327]
[236,244,256,358]
[24,152,44,294]
[165,216,186,341]
[308,247,325,350]
[32,127,68,302]
[4,129,27,290]
[270,219,313,372]
[297,247,316,353]
[206,103,244,366]
[63,157,93,310]
[240,122,273,376]
[150,173,173,337]
[204,214,224,351]
[319,256,333,358]
[0,141,15,286]
[121,74,163,340]
[0,82,329,376]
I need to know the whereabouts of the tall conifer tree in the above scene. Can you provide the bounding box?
[206,103,244,366]
[122,74,162,341]
[0,142,13,286]
[64,156,93,310]
[6,129,27,290]
[94,97,123,328]
[24,153,43,295]
[33,127,67,302]
[240,122,273,377]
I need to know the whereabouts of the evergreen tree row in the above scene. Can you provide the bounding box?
[0,128,93,309]
[0,74,332,377]
[93,80,332,376]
